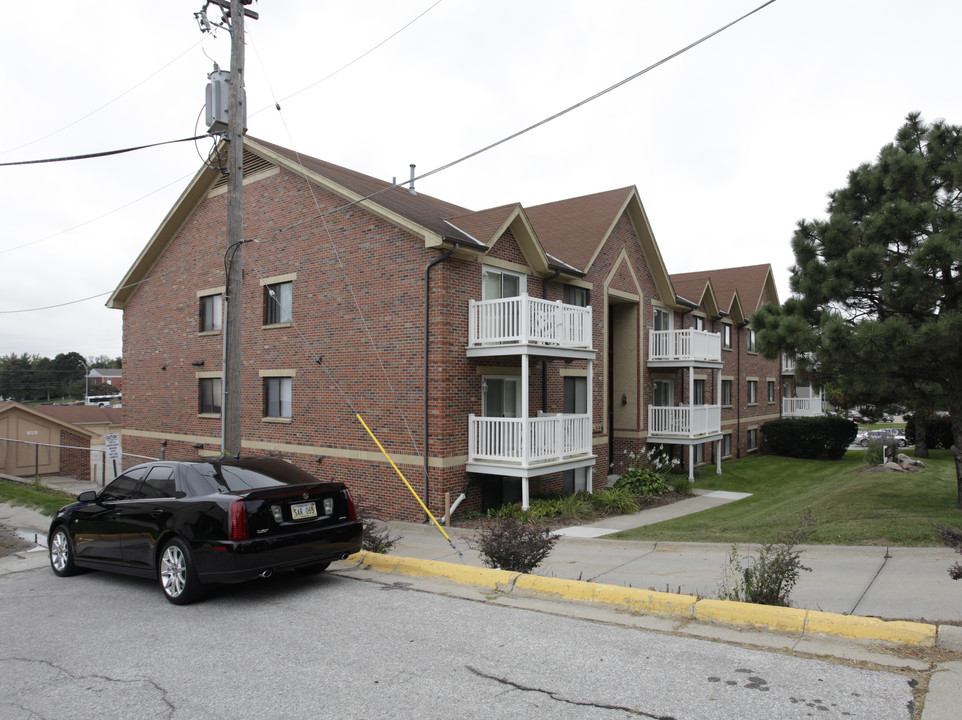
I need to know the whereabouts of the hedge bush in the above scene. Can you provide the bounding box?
[905,415,954,449]
[761,417,857,460]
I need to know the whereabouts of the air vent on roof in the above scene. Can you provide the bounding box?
[210,148,276,190]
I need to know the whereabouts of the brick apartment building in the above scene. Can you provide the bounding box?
[107,138,784,521]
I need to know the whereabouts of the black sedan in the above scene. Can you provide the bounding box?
[48,457,363,604]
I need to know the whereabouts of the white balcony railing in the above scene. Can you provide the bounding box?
[783,397,823,417]
[468,294,592,349]
[648,404,721,438]
[648,329,721,363]
[468,413,592,468]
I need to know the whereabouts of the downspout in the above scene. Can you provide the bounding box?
[423,244,459,521]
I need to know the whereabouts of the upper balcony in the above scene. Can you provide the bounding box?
[783,397,823,417]
[467,294,594,359]
[648,329,722,367]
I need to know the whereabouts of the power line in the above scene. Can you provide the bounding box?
[0,171,195,256]
[253,0,780,242]
[0,135,208,167]
[0,39,205,158]
[247,0,447,119]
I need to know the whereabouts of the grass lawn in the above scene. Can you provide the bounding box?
[609,449,962,547]
[0,479,75,518]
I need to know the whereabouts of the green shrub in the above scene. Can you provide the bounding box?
[864,438,885,466]
[761,417,857,459]
[905,415,953,448]
[614,467,671,496]
[362,518,401,554]
[588,487,641,515]
[717,511,815,606]
[471,517,558,573]
[669,473,693,495]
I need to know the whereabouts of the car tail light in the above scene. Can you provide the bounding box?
[344,487,358,522]
[228,499,249,540]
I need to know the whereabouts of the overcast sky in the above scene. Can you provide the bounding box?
[2,0,960,362]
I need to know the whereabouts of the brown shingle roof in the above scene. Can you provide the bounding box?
[33,405,122,426]
[525,187,634,272]
[670,264,778,319]
[248,138,485,247]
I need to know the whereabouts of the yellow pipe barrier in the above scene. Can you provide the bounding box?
[356,413,462,557]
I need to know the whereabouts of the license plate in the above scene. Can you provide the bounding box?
[291,501,317,520]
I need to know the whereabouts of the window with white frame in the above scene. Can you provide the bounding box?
[747,428,758,450]
[482,376,520,418]
[768,380,776,403]
[692,315,705,331]
[482,267,524,300]
[747,328,757,353]
[263,376,293,418]
[263,280,293,325]
[198,292,223,333]
[693,443,705,464]
[198,376,221,415]
[721,379,733,406]
[653,307,672,332]
[722,323,732,349]
[652,379,673,407]
[747,380,758,404]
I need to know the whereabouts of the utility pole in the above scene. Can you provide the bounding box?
[196,0,258,455]
[223,0,247,457]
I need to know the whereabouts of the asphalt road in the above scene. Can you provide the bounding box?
[0,565,920,720]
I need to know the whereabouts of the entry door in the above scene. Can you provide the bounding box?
[483,377,520,418]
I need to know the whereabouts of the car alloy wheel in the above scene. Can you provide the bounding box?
[159,538,204,605]
[49,527,79,577]
[160,543,187,598]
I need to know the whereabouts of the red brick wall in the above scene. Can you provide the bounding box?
[59,430,90,482]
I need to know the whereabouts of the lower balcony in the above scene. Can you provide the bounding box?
[647,404,722,441]
[783,397,823,417]
[466,413,595,477]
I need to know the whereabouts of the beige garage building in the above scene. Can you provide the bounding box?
[0,402,93,481]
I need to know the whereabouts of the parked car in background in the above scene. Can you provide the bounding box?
[856,428,907,447]
[48,457,363,604]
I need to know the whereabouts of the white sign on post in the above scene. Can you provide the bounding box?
[104,433,121,461]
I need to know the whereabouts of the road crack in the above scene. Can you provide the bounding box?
[1,657,175,719]
[466,665,676,719]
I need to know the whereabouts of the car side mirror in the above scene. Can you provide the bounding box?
[77,490,98,503]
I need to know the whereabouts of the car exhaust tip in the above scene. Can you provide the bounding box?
[259,569,273,579]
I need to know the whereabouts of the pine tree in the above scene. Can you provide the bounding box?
[753,113,962,506]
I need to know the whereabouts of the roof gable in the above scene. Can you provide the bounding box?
[107,138,487,310]
[670,264,779,323]
[0,402,96,437]
[526,187,678,306]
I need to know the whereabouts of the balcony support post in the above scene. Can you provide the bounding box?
[716,438,722,475]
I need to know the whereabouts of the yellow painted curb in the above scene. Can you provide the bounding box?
[593,584,699,617]
[355,551,518,590]
[349,552,938,646]
[805,610,936,646]
[696,599,808,634]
